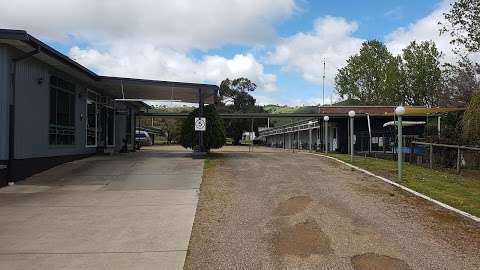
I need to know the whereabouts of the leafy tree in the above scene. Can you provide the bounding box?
[440,54,480,107]
[140,106,193,143]
[463,89,480,144]
[218,77,267,143]
[335,40,401,105]
[179,105,226,151]
[219,78,257,107]
[401,41,442,106]
[441,0,480,52]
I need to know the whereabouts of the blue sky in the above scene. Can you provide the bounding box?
[0,0,455,106]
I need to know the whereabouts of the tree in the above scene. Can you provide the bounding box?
[219,78,257,107]
[179,105,226,151]
[401,41,443,106]
[440,54,480,107]
[335,40,401,105]
[463,90,480,144]
[441,0,480,52]
[218,77,267,143]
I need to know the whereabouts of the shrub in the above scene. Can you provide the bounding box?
[179,105,226,151]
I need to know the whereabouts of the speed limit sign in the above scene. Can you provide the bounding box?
[194,117,206,131]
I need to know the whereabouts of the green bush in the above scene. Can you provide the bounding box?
[179,105,226,151]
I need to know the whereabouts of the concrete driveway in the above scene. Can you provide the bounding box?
[0,145,203,270]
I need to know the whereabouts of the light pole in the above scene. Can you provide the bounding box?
[348,110,355,162]
[395,106,405,181]
[323,116,329,154]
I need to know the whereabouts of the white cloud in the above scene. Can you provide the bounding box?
[385,0,479,63]
[268,16,365,86]
[0,0,295,50]
[69,45,277,91]
[0,0,283,91]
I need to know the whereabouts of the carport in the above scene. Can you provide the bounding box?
[95,76,218,154]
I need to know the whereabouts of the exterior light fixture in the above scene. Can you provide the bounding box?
[348,110,355,162]
[323,116,329,153]
[395,106,405,181]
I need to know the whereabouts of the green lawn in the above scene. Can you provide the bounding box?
[328,153,480,217]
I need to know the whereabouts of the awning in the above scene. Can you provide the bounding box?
[0,29,219,104]
[383,121,426,127]
[96,76,218,104]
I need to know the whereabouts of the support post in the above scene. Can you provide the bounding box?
[437,116,441,139]
[397,115,403,181]
[348,111,356,162]
[250,118,254,152]
[309,128,312,152]
[395,106,405,182]
[457,146,461,174]
[429,144,433,169]
[350,117,354,162]
[324,116,329,154]
[297,130,300,150]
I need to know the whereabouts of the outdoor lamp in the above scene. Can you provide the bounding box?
[348,110,355,161]
[395,106,405,116]
[395,105,405,181]
[323,116,329,153]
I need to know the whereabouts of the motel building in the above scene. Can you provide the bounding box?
[259,106,464,155]
[0,29,218,187]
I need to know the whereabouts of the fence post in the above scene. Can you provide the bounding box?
[429,143,433,169]
[457,146,461,174]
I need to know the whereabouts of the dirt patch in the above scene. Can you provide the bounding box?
[272,218,332,258]
[273,195,312,216]
[351,253,412,270]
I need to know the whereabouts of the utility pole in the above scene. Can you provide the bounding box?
[322,59,326,106]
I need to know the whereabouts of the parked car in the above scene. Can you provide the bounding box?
[135,130,153,149]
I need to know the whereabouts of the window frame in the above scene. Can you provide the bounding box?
[49,75,76,147]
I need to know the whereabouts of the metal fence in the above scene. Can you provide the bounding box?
[410,141,480,173]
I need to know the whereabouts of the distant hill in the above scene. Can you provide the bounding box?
[262,105,319,127]
[263,105,318,114]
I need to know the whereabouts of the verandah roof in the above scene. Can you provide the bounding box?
[0,29,218,104]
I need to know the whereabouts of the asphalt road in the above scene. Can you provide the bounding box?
[185,146,480,270]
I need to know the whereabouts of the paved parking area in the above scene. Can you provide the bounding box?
[0,146,203,270]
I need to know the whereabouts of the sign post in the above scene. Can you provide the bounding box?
[194,117,206,132]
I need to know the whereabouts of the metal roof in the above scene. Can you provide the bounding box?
[0,29,218,104]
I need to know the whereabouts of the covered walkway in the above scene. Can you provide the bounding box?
[0,146,202,270]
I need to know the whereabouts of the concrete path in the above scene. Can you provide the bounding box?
[0,146,203,270]
[185,146,480,270]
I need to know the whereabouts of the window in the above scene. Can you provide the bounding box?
[49,76,76,145]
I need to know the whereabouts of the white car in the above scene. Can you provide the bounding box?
[135,130,152,148]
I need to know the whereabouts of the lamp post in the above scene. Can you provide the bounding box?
[348,110,355,162]
[323,116,329,153]
[395,106,405,181]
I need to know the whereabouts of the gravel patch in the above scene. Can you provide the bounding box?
[184,147,480,270]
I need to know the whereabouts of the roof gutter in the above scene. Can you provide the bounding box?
[8,47,40,184]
